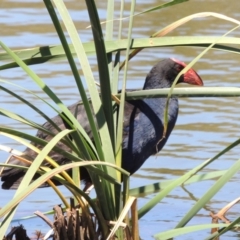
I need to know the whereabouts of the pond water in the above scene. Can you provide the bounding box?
[1,0,240,239]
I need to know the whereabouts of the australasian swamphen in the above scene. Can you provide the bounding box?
[1,58,203,189]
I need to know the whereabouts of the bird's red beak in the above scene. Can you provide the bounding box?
[183,68,203,86]
[171,58,204,86]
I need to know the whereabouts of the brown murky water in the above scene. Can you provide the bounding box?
[1,0,240,239]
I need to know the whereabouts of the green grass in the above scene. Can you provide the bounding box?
[1,0,240,239]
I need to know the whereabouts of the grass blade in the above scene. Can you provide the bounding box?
[154,223,229,240]
[129,170,227,197]
[176,158,240,228]
[138,137,240,219]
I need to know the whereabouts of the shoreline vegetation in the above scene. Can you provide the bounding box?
[2,0,240,239]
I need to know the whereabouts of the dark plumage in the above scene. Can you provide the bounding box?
[1,58,203,189]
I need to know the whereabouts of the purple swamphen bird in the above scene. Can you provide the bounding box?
[1,58,203,189]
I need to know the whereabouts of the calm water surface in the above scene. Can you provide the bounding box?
[1,0,240,239]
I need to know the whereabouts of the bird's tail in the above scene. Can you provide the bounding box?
[1,152,34,189]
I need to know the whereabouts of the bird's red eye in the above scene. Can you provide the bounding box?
[171,58,186,72]
[176,65,184,72]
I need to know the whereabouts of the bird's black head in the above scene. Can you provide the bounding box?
[143,58,203,89]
